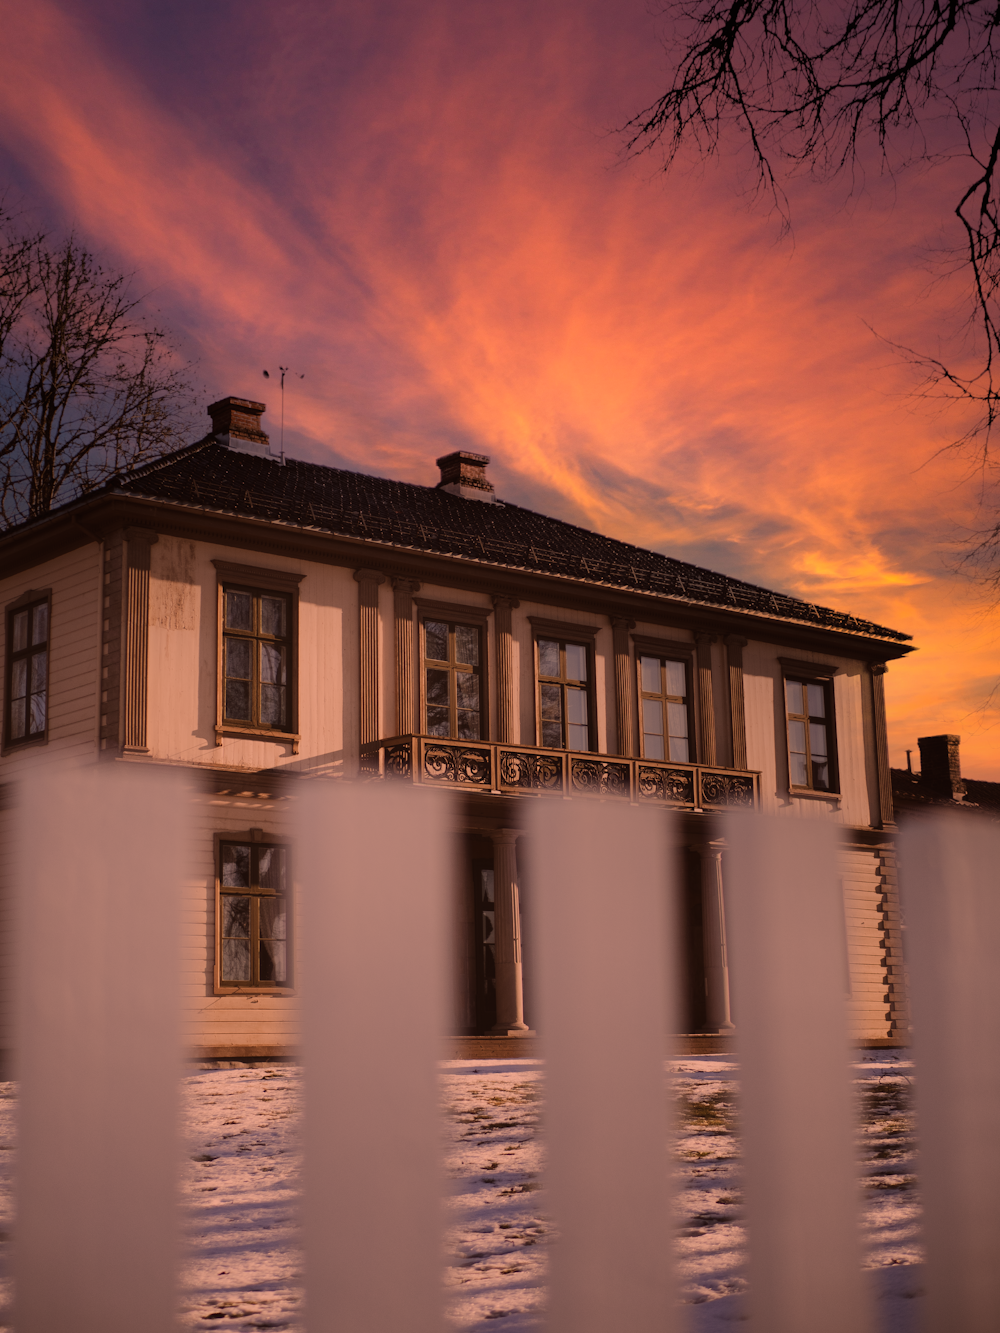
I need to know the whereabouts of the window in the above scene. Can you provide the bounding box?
[5,595,49,747]
[785,677,833,791]
[423,618,482,739]
[639,655,690,761]
[537,638,591,750]
[218,839,289,988]
[222,586,290,730]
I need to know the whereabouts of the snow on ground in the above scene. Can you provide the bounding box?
[0,1052,925,1330]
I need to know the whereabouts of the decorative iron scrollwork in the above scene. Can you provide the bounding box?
[499,750,562,791]
[700,771,755,807]
[570,759,630,798]
[384,744,412,780]
[637,765,695,804]
[422,743,491,785]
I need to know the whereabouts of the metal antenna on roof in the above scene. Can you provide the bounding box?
[262,367,304,464]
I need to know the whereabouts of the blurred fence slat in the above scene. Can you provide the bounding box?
[725,814,875,1333]
[529,800,679,1333]
[901,814,1000,1333]
[296,782,450,1333]
[14,765,184,1333]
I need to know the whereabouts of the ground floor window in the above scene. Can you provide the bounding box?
[218,839,289,987]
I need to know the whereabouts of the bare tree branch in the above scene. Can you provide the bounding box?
[0,223,198,529]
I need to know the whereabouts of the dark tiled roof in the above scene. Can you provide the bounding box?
[891,769,1000,818]
[104,438,910,643]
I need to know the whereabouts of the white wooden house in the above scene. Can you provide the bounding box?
[0,397,913,1058]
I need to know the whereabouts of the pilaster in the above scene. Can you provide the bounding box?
[611,617,636,757]
[870,663,895,828]
[354,569,385,748]
[695,633,717,766]
[121,529,158,753]
[492,595,519,744]
[392,578,420,736]
[725,635,748,770]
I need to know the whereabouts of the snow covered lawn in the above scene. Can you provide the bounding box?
[0,1052,925,1330]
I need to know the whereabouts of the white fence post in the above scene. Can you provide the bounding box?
[14,764,184,1333]
[529,799,679,1333]
[296,781,451,1333]
[725,814,874,1333]
[900,813,1000,1333]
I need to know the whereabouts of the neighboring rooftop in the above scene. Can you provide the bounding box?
[4,396,913,646]
[891,734,1000,820]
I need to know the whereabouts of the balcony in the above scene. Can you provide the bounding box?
[360,735,759,810]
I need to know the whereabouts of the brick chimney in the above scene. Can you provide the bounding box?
[208,397,276,460]
[918,734,966,801]
[435,451,496,502]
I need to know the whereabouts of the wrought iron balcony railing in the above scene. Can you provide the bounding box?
[359,735,759,810]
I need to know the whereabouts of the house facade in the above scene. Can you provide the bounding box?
[0,397,914,1057]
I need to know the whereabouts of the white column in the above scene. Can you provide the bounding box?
[696,842,735,1033]
[491,828,531,1034]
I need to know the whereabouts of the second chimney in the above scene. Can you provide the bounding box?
[918,734,966,801]
[435,451,496,502]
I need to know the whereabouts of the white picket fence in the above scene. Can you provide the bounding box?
[10,766,1000,1332]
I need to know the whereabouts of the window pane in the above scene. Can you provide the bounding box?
[565,643,587,682]
[457,709,480,740]
[640,656,660,694]
[567,688,588,725]
[30,650,47,694]
[259,939,287,984]
[11,658,26,700]
[260,642,285,686]
[12,611,28,653]
[788,719,806,754]
[260,684,286,727]
[258,847,286,891]
[29,691,46,734]
[225,590,252,631]
[222,894,250,936]
[785,679,804,716]
[426,668,449,707]
[226,637,251,680]
[537,639,560,677]
[425,620,448,662]
[31,603,48,645]
[809,721,828,759]
[807,682,826,718]
[222,937,251,982]
[642,697,663,739]
[667,701,688,740]
[222,844,251,888]
[644,732,665,760]
[455,624,479,666]
[480,869,495,905]
[225,680,251,720]
[568,722,589,751]
[260,596,286,638]
[456,671,479,710]
[426,706,449,736]
[542,720,563,748]
[668,735,690,763]
[665,660,686,699]
[789,752,809,786]
[10,698,25,740]
[812,759,830,791]
[482,910,495,943]
[260,897,286,939]
[540,682,562,721]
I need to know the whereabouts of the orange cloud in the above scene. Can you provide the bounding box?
[1,0,996,776]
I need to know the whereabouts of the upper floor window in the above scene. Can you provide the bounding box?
[223,586,290,730]
[5,595,49,747]
[785,677,833,791]
[218,838,289,989]
[639,655,690,761]
[537,637,591,751]
[423,618,482,739]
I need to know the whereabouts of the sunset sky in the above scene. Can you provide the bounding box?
[2,0,997,778]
